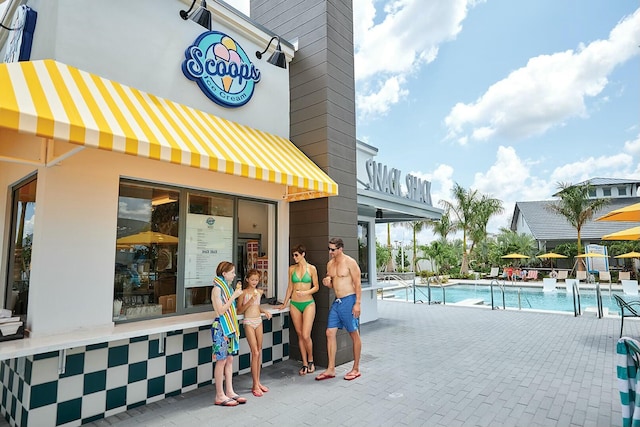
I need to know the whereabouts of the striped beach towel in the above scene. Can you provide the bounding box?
[617,337,640,427]
[213,276,239,353]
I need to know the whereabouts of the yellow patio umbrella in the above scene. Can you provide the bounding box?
[575,253,608,258]
[537,252,567,269]
[602,226,640,241]
[116,231,179,247]
[596,202,640,222]
[614,252,640,259]
[501,253,529,259]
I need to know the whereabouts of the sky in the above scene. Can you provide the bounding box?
[224,0,640,247]
[4,0,638,247]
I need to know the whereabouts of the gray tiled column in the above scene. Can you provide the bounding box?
[251,0,358,367]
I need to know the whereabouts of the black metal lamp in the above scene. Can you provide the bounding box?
[255,36,286,69]
[376,209,383,219]
[180,0,212,31]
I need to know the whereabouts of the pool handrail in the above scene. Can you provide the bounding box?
[572,281,582,317]
[489,280,506,310]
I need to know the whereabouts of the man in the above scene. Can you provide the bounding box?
[315,237,362,381]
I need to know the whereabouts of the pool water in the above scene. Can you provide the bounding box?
[383,284,622,315]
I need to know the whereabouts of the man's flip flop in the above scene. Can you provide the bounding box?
[214,398,238,407]
[344,372,361,381]
[315,372,336,381]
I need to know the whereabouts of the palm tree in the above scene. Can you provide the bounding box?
[399,220,429,272]
[546,182,609,268]
[440,183,476,274]
[426,207,456,242]
[440,183,503,274]
[469,194,503,267]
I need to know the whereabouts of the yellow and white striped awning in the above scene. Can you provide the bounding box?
[0,60,338,201]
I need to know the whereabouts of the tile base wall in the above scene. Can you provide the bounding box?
[0,313,289,426]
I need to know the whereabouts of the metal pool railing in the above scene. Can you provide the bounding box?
[379,277,606,317]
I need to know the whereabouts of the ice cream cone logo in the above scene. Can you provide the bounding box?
[212,37,242,93]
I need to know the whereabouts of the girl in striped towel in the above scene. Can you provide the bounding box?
[211,261,246,407]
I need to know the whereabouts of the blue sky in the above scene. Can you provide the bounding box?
[227,0,639,246]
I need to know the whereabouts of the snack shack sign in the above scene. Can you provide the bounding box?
[182,31,261,108]
[365,160,432,205]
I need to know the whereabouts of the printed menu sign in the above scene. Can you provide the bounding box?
[184,213,233,288]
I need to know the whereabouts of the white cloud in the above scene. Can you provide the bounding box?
[354,0,482,120]
[624,133,640,157]
[444,8,640,143]
[550,152,635,183]
[357,75,409,117]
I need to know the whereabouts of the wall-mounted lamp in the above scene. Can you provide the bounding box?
[376,209,383,219]
[179,0,212,31]
[255,36,286,69]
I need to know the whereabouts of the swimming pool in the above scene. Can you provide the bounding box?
[381,284,623,315]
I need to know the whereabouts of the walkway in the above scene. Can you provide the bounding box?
[17,301,637,426]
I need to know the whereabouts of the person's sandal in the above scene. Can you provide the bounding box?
[308,361,315,373]
[299,365,308,376]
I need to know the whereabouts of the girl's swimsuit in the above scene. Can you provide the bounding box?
[290,265,315,312]
[242,292,263,330]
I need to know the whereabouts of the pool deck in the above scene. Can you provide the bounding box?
[24,299,634,427]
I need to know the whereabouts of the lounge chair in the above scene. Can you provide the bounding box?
[614,295,640,337]
[622,280,639,296]
[542,278,557,292]
[616,336,640,426]
[599,271,612,284]
[485,267,499,279]
[576,270,587,281]
[525,270,538,281]
[620,272,632,281]
[556,270,568,281]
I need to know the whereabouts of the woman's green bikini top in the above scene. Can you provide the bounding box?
[292,265,312,283]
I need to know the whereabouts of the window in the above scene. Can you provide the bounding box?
[114,181,276,321]
[603,187,611,197]
[358,222,369,283]
[618,186,627,196]
[114,182,180,320]
[5,176,37,318]
[588,188,596,198]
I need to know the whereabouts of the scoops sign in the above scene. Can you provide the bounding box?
[182,31,261,108]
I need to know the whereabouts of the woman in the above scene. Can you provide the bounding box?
[211,261,247,407]
[279,244,319,375]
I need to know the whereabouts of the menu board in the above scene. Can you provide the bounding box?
[184,214,233,288]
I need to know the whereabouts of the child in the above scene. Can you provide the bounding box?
[211,261,246,407]
[237,269,272,397]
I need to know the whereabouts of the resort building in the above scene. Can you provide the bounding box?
[510,177,640,263]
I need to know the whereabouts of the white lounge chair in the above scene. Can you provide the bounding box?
[576,271,587,281]
[599,271,611,284]
[622,280,639,296]
[556,270,568,281]
[542,278,557,292]
[485,266,499,279]
[620,272,632,281]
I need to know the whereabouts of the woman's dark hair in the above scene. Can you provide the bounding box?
[292,244,306,256]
